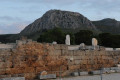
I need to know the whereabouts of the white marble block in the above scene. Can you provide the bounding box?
[65,35,70,45]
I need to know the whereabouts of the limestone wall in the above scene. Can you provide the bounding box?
[0,41,120,80]
[0,43,15,49]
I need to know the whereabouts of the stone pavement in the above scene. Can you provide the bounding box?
[52,73,120,80]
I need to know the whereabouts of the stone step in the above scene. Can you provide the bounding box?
[0,77,25,80]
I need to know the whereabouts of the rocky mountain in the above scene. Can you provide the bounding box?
[20,10,98,35]
[1,10,120,43]
[92,18,120,34]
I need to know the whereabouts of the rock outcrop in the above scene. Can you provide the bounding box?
[20,10,97,35]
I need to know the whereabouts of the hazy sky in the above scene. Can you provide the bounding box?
[0,0,120,34]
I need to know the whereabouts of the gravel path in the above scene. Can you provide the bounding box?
[54,73,120,80]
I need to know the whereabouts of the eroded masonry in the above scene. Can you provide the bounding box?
[0,38,120,79]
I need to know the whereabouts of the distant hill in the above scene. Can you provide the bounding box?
[92,18,120,34]
[0,10,120,43]
[20,10,98,35]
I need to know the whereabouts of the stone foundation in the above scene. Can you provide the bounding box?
[0,40,120,79]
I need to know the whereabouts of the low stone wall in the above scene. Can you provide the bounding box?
[0,44,15,49]
[0,41,120,79]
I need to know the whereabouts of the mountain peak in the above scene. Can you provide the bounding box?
[20,10,97,35]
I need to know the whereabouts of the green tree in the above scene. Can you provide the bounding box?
[37,27,65,44]
[99,33,120,48]
[99,33,111,47]
[75,30,93,45]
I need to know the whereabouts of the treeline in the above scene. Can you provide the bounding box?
[37,27,120,48]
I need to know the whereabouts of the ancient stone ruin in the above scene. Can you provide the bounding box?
[0,38,120,80]
[65,35,70,45]
[92,38,98,50]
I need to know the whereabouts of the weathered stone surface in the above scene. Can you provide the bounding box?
[92,38,98,47]
[110,67,119,70]
[40,71,47,75]
[79,72,88,76]
[65,35,70,45]
[102,68,111,73]
[69,65,80,70]
[74,60,81,65]
[80,43,85,49]
[0,77,25,80]
[68,45,80,50]
[91,70,101,75]
[52,41,57,44]
[105,48,114,51]
[117,64,120,67]
[110,70,116,73]
[39,74,56,79]
[0,44,15,49]
[71,72,79,76]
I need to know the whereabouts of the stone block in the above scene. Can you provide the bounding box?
[74,56,83,60]
[105,48,114,51]
[102,68,110,73]
[68,65,80,70]
[110,67,120,72]
[67,50,74,56]
[102,68,110,70]
[110,67,119,70]
[24,73,36,79]
[0,52,11,56]
[53,44,61,50]
[39,74,56,79]
[79,71,88,76]
[0,69,6,75]
[68,45,80,50]
[74,60,81,65]
[40,71,47,75]
[11,74,24,77]
[54,50,62,56]
[60,45,68,50]
[116,69,120,73]
[5,61,12,68]
[49,49,61,56]
[73,50,84,56]
[91,70,101,75]
[61,50,68,56]
[0,77,25,80]
[110,70,116,73]
[117,64,120,67]
[0,62,5,68]
[0,75,11,78]
[71,72,79,76]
